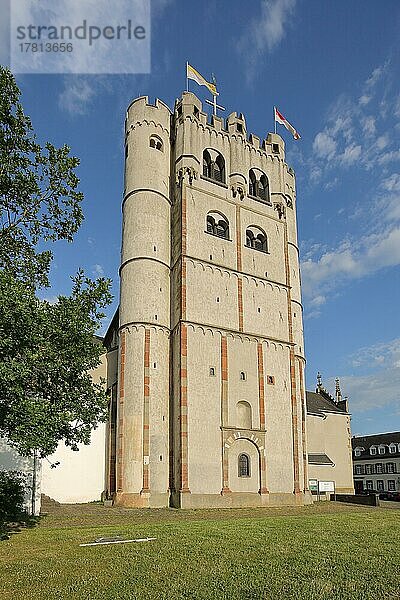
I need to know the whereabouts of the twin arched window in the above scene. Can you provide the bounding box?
[150,136,163,151]
[203,149,225,183]
[249,169,270,203]
[206,211,230,239]
[245,226,268,253]
[238,453,251,477]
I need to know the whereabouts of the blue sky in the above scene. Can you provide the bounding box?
[1,0,400,435]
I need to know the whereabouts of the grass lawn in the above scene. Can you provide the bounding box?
[0,502,399,600]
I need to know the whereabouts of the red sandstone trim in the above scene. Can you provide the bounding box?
[237,278,244,332]
[221,336,229,491]
[142,329,150,492]
[180,324,190,492]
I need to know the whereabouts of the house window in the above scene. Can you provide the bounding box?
[149,135,163,151]
[389,444,397,454]
[206,212,230,240]
[238,453,250,477]
[386,463,395,474]
[249,169,270,203]
[377,480,384,491]
[376,463,382,474]
[354,448,362,457]
[203,149,225,183]
[209,367,216,377]
[355,465,363,475]
[366,480,373,490]
[365,464,372,474]
[378,445,385,455]
[388,480,395,491]
[245,226,268,253]
[370,447,377,455]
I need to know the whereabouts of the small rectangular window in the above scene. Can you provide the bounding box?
[240,371,246,381]
[388,480,395,491]
[377,480,384,491]
[376,463,382,473]
[272,143,280,154]
[267,375,275,385]
[366,480,373,490]
[237,123,243,133]
[209,367,216,377]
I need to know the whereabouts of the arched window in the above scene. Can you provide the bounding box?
[150,135,163,151]
[245,226,268,253]
[206,211,230,240]
[202,149,225,183]
[249,169,270,203]
[238,453,250,477]
[203,150,212,178]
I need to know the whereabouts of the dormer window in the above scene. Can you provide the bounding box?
[370,446,377,455]
[245,226,268,253]
[354,448,362,457]
[378,445,385,455]
[206,211,230,240]
[203,149,225,183]
[389,444,397,454]
[249,169,270,203]
[150,135,163,151]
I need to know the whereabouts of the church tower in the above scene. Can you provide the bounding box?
[111,91,311,508]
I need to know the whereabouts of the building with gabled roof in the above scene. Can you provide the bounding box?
[306,374,354,495]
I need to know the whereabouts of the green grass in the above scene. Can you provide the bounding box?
[0,502,399,600]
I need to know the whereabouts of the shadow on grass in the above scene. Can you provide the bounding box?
[1,513,41,541]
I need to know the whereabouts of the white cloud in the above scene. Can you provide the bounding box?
[313,131,337,160]
[382,173,400,192]
[237,0,296,76]
[58,77,96,115]
[301,225,400,302]
[362,115,376,136]
[340,143,361,165]
[359,95,371,106]
[93,264,104,277]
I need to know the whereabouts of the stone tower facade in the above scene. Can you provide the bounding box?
[109,91,312,508]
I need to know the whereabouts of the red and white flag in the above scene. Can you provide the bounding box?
[274,107,301,140]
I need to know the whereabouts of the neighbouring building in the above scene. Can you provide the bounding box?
[306,374,354,496]
[352,432,400,494]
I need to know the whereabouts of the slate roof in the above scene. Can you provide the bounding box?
[308,453,334,466]
[352,432,400,460]
[306,390,347,416]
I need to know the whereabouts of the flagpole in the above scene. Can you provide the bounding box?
[186,61,189,92]
[274,106,277,134]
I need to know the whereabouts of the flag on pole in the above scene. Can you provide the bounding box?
[187,63,218,96]
[274,107,301,140]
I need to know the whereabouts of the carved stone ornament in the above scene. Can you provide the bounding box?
[231,184,245,200]
[274,201,286,220]
[176,166,198,185]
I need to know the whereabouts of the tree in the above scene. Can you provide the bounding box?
[0,67,112,458]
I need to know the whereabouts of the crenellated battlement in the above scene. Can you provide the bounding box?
[174,91,289,166]
[125,95,171,133]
